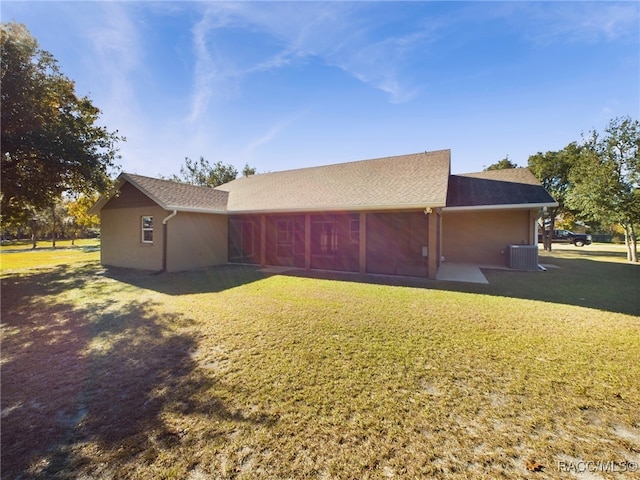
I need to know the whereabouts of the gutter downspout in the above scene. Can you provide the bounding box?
[162,210,178,271]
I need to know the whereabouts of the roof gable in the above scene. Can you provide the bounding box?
[216,150,451,213]
[90,173,229,214]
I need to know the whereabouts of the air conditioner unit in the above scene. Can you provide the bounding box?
[507,245,539,271]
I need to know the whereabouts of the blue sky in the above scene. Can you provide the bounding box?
[3,1,639,176]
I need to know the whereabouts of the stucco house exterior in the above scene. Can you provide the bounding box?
[90,150,557,279]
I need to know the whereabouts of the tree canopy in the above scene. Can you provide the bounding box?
[526,116,639,261]
[1,22,123,223]
[484,156,518,171]
[169,157,256,187]
[567,116,639,261]
[528,143,581,251]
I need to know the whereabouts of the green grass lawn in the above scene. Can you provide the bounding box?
[1,244,639,479]
[0,239,100,271]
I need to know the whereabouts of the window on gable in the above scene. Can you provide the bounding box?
[142,216,153,243]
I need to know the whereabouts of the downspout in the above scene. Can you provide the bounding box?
[162,210,178,271]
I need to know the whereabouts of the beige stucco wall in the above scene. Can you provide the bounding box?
[442,209,537,265]
[165,212,228,272]
[100,205,167,271]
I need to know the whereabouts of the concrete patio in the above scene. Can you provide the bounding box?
[435,262,491,284]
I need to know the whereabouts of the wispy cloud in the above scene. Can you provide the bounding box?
[502,2,640,45]
[187,2,442,122]
[85,2,141,106]
[244,110,308,157]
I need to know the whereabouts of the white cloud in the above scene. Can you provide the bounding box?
[507,2,639,45]
[85,3,141,105]
[186,2,442,120]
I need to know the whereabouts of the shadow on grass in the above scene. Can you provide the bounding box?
[480,253,639,317]
[102,263,269,296]
[100,254,638,316]
[0,265,274,479]
[280,256,639,317]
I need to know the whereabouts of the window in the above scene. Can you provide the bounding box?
[349,219,360,245]
[229,220,254,260]
[277,220,294,245]
[313,220,338,255]
[277,220,294,257]
[141,216,153,243]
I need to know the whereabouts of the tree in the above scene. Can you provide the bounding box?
[242,163,257,177]
[484,156,518,171]
[567,117,640,262]
[67,195,100,245]
[528,143,581,251]
[170,156,252,187]
[1,22,123,223]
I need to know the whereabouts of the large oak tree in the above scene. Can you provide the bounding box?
[1,22,123,223]
[567,117,639,262]
[528,143,581,251]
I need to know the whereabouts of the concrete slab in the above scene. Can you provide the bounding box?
[436,262,490,284]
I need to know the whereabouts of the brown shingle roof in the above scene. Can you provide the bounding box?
[118,173,229,212]
[216,150,451,213]
[91,151,557,215]
[446,168,557,208]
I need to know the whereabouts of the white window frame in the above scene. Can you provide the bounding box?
[141,216,154,244]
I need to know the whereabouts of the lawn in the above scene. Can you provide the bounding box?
[1,244,639,479]
[0,239,100,271]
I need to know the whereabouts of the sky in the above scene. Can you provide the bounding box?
[2,1,639,176]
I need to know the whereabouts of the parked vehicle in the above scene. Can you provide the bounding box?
[538,229,592,247]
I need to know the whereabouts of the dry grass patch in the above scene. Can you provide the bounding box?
[1,253,639,479]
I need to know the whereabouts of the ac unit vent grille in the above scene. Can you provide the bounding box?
[507,245,539,271]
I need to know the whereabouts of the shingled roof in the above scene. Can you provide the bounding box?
[92,151,557,215]
[216,150,451,213]
[90,173,229,214]
[446,168,557,209]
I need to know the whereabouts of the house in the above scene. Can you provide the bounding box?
[89,150,557,279]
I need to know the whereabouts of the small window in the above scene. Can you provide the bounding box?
[141,216,153,243]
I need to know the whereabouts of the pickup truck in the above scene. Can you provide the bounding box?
[538,229,592,247]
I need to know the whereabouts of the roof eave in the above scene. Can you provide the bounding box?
[167,206,227,214]
[226,203,446,215]
[443,202,559,212]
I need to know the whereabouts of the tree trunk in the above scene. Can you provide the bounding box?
[623,225,634,262]
[629,223,638,262]
[51,205,57,249]
[545,217,555,252]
